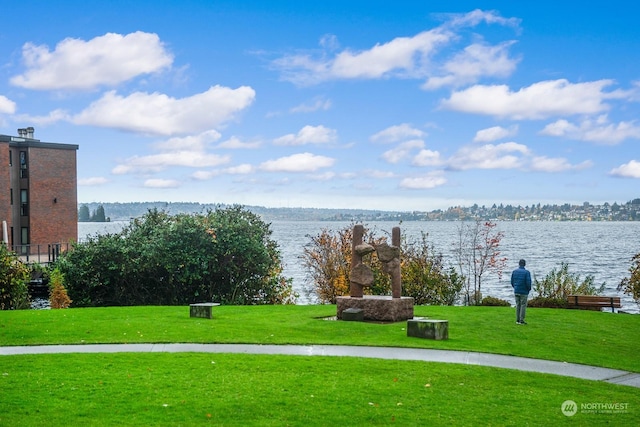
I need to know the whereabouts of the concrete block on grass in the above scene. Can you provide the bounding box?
[189,303,220,319]
[342,307,364,321]
[407,319,448,340]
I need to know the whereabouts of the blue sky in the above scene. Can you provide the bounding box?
[1,0,639,211]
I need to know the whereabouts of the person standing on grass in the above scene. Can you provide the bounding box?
[511,259,532,325]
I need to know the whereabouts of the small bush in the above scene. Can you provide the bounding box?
[618,253,640,306]
[480,296,510,306]
[528,296,568,309]
[402,232,464,306]
[534,262,605,300]
[48,268,72,309]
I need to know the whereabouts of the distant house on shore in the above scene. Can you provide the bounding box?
[0,127,78,261]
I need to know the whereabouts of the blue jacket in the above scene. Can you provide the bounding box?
[511,267,532,295]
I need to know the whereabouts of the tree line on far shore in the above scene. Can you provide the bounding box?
[78,204,109,222]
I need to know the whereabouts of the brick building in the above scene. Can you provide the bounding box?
[0,128,78,260]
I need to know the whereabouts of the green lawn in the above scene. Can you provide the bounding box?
[1,305,639,426]
[1,305,639,371]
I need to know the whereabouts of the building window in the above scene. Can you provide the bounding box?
[20,189,28,216]
[9,150,12,166]
[20,151,27,178]
[10,189,13,205]
[21,227,28,254]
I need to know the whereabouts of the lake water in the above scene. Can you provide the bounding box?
[79,221,640,313]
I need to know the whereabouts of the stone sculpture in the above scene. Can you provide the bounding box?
[349,225,402,299]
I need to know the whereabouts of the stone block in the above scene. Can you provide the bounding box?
[342,307,364,321]
[407,319,448,340]
[336,296,414,322]
[189,303,220,319]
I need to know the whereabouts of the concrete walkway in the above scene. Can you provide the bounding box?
[2,343,639,388]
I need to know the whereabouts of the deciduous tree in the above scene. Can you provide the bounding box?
[453,219,507,305]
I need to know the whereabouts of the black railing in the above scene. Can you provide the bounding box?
[9,242,71,264]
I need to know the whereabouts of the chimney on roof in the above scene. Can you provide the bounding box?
[17,127,35,139]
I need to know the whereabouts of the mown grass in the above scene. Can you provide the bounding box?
[1,305,639,371]
[1,353,638,426]
[1,305,639,426]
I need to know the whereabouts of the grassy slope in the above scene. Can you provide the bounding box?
[2,353,637,426]
[0,305,639,372]
[1,305,639,426]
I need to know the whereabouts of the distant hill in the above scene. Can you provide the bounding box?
[79,202,409,222]
[79,198,640,222]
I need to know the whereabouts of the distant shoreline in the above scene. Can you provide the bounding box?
[78,200,640,222]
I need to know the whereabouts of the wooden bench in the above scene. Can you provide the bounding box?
[567,295,621,313]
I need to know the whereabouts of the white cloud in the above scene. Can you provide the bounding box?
[474,125,518,142]
[540,119,576,136]
[370,123,426,143]
[113,151,231,174]
[610,160,640,178]
[440,79,626,120]
[224,164,254,174]
[143,178,181,188]
[11,32,173,90]
[309,171,336,181]
[0,95,16,114]
[217,136,262,149]
[273,125,337,146]
[192,170,219,180]
[73,85,255,136]
[540,115,640,145]
[290,97,332,113]
[382,140,425,164]
[78,177,109,186]
[364,169,396,179]
[273,29,449,85]
[331,31,448,80]
[13,108,70,126]
[442,9,521,29]
[259,152,335,172]
[114,130,234,176]
[529,156,593,172]
[423,41,519,90]
[191,164,254,181]
[448,142,529,170]
[399,172,447,189]
[412,149,443,167]
[272,10,517,86]
[154,130,222,152]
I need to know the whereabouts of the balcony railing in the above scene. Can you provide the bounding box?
[10,243,71,264]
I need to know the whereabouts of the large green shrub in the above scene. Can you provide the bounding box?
[0,245,30,310]
[533,262,605,300]
[58,206,296,306]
